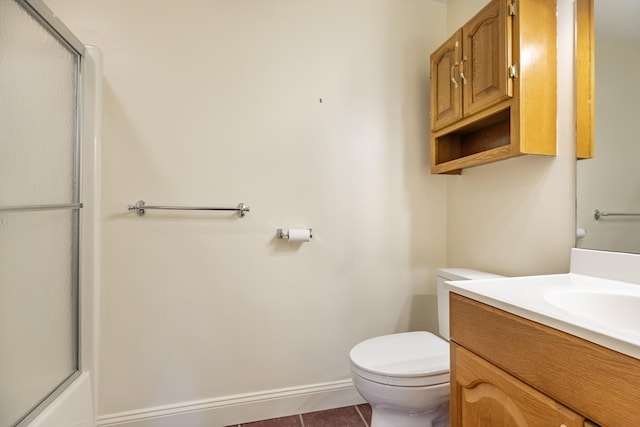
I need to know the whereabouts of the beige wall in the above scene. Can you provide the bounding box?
[45,0,449,418]
[446,0,490,33]
[43,0,577,421]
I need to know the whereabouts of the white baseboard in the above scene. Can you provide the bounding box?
[97,379,365,427]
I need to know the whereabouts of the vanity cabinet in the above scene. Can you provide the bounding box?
[449,293,640,427]
[430,0,556,174]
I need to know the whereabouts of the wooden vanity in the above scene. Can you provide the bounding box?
[449,293,640,427]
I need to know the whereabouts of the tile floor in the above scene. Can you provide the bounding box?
[225,404,372,426]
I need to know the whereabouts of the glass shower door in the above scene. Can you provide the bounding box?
[0,0,82,425]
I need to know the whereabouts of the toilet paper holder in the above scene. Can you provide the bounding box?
[277,228,313,240]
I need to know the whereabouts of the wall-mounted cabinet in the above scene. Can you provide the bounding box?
[430,0,557,174]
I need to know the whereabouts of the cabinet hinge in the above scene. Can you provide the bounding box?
[509,63,518,79]
[508,0,517,17]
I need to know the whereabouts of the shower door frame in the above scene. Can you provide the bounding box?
[4,1,100,426]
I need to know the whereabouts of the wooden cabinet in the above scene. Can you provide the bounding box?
[576,0,594,159]
[454,344,585,426]
[430,0,556,174]
[431,0,511,131]
[449,293,640,427]
[462,0,512,117]
[431,31,463,131]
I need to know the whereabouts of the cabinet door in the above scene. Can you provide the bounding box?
[461,0,512,117]
[453,345,585,427]
[430,30,462,131]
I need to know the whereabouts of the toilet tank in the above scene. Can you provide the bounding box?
[437,268,505,341]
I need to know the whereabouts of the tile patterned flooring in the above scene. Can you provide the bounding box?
[225,404,372,427]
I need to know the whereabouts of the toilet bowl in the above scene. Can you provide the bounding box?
[350,331,450,427]
[349,269,504,427]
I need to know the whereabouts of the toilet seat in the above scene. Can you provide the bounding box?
[350,331,450,387]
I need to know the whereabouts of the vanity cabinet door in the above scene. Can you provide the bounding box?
[430,30,463,131]
[452,344,585,427]
[461,0,512,117]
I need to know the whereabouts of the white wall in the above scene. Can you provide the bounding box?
[44,0,449,423]
[445,0,490,32]
[42,0,578,423]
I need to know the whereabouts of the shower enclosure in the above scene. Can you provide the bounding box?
[0,1,98,425]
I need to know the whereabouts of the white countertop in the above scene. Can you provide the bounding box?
[445,273,640,360]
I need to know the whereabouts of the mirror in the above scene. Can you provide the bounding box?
[575,0,640,254]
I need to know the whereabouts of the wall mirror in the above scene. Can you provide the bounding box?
[575,0,640,254]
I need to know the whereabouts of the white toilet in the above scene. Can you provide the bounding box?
[349,268,504,427]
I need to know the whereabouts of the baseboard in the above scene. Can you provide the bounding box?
[96,379,365,427]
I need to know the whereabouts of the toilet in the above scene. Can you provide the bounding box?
[349,268,504,427]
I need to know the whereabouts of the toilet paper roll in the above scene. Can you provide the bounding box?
[287,228,312,242]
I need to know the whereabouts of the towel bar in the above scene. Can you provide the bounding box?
[594,209,640,220]
[127,200,250,218]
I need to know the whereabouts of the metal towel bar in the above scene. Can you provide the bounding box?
[0,203,83,213]
[594,209,640,220]
[128,200,250,218]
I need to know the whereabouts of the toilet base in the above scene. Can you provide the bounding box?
[351,373,450,427]
[370,401,449,427]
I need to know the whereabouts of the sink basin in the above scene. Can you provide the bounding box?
[545,290,640,334]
